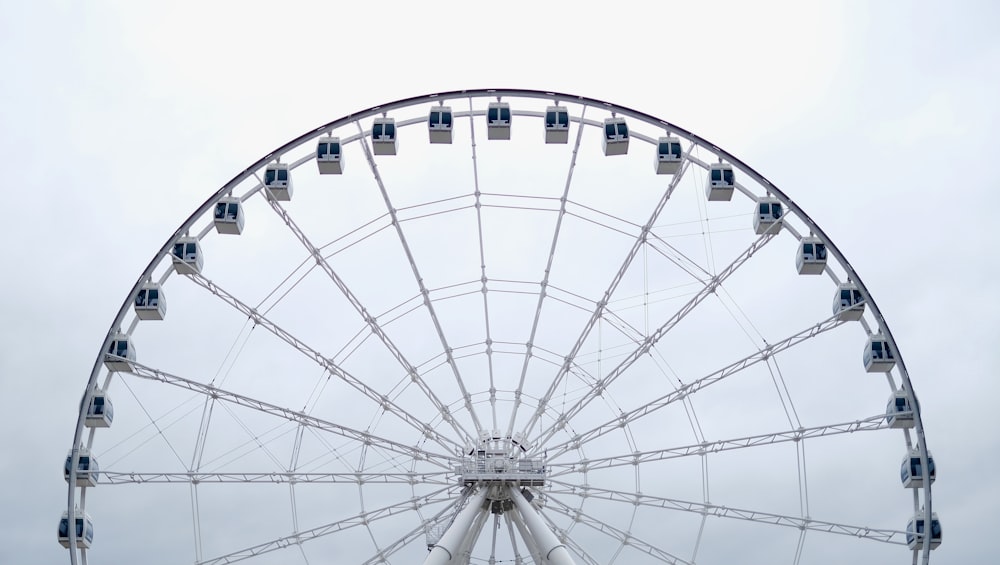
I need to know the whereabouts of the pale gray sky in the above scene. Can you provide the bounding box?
[1,1,997,564]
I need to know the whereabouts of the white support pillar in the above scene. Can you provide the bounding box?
[507,487,577,565]
[423,488,489,565]
[508,504,543,565]
[456,503,492,563]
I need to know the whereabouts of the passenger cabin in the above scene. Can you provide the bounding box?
[64,448,99,487]
[602,117,629,156]
[372,117,398,155]
[213,197,244,235]
[171,236,203,275]
[486,102,511,140]
[428,107,453,144]
[906,512,942,550]
[886,390,914,429]
[863,334,895,373]
[901,450,936,488]
[655,137,683,175]
[545,106,570,144]
[84,390,113,428]
[753,197,783,234]
[796,237,828,275]
[706,163,735,201]
[134,282,166,320]
[58,511,94,549]
[104,333,135,373]
[316,136,344,174]
[263,163,292,201]
[832,283,865,321]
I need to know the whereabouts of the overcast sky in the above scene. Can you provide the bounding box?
[1,1,998,564]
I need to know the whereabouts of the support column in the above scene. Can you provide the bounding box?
[507,487,577,565]
[456,502,491,562]
[423,488,489,565]
[508,504,543,565]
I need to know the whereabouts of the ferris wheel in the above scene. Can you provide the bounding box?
[63,89,940,565]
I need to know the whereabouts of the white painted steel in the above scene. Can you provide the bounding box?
[423,489,489,565]
[66,89,936,565]
[508,486,577,565]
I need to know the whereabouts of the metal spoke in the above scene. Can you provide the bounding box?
[530,231,778,452]
[125,360,458,467]
[467,97,500,433]
[506,105,587,438]
[354,119,484,437]
[195,486,454,565]
[185,271,465,454]
[546,482,908,545]
[545,494,693,565]
[263,188,474,445]
[545,414,892,475]
[100,471,452,485]
[541,314,845,459]
[520,158,693,440]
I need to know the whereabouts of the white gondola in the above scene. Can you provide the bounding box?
[901,450,936,488]
[832,282,865,321]
[264,163,292,201]
[544,106,569,144]
[886,390,914,429]
[213,197,244,235]
[133,282,166,320]
[64,447,100,487]
[486,102,511,140]
[104,333,135,372]
[84,390,113,428]
[171,236,203,275]
[58,510,94,549]
[654,136,683,175]
[602,117,629,156]
[706,163,735,201]
[316,136,344,174]
[428,107,453,144]
[753,196,783,234]
[863,333,895,372]
[372,117,397,155]
[796,237,828,275]
[906,512,942,550]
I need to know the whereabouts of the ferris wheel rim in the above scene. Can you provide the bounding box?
[65,88,934,564]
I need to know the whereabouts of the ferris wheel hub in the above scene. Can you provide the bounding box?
[461,434,546,487]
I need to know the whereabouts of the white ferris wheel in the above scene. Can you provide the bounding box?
[63,89,939,565]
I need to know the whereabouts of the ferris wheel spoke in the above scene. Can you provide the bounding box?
[546,414,890,476]
[184,271,466,453]
[545,494,693,565]
[262,194,475,446]
[547,482,908,545]
[99,470,453,485]
[541,314,845,459]
[644,234,712,283]
[125,360,458,467]
[352,120,486,438]
[466,97,500,433]
[505,105,588,438]
[194,485,454,565]
[519,155,694,441]
[531,232,779,452]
